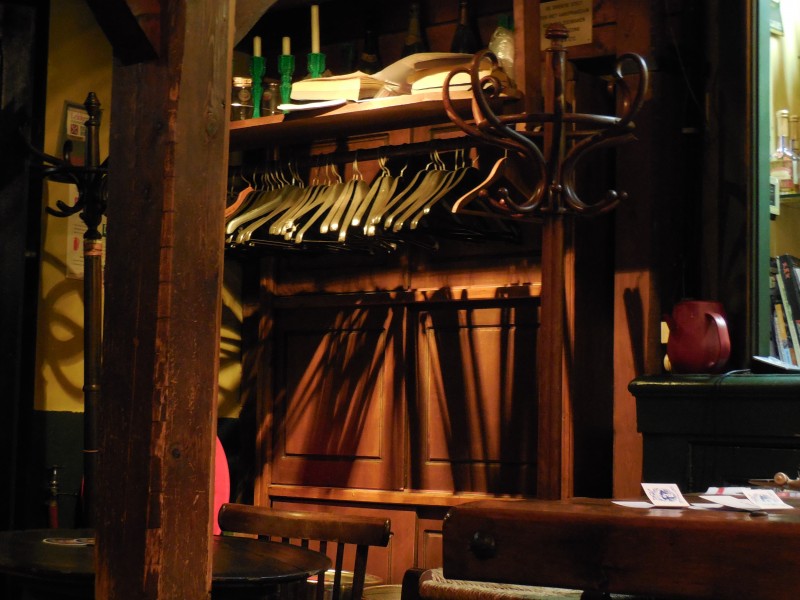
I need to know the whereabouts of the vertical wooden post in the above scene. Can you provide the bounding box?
[96,0,233,597]
[537,24,574,500]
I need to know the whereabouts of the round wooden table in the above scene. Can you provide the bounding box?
[0,528,331,599]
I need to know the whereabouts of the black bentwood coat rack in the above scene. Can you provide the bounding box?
[25,92,106,527]
[442,24,649,218]
[440,24,648,498]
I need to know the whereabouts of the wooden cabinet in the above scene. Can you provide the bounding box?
[632,374,800,492]
[231,90,545,586]
[228,0,674,583]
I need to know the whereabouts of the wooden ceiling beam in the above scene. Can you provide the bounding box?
[85,0,161,64]
[234,0,279,45]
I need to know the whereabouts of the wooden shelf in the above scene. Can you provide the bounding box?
[228,91,493,151]
[267,484,527,508]
[779,193,800,207]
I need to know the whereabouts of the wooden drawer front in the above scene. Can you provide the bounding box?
[416,511,446,570]
[411,303,538,494]
[272,303,404,489]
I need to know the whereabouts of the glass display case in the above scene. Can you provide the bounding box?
[762,0,800,365]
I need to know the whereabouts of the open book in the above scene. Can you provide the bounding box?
[290,52,488,102]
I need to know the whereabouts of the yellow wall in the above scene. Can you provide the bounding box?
[36,1,242,418]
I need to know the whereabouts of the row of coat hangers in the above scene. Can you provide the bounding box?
[225,147,537,254]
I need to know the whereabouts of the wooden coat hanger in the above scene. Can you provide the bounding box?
[450,151,541,217]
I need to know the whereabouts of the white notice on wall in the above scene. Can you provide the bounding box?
[540,0,593,49]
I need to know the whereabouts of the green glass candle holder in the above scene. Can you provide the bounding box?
[249,56,265,118]
[278,54,295,110]
[307,52,326,79]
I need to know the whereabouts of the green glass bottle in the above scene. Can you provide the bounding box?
[450,0,480,54]
[402,2,428,57]
[357,19,383,74]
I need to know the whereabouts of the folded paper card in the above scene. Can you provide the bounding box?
[641,483,690,507]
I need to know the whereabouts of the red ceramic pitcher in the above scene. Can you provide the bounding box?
[666,300,731,374]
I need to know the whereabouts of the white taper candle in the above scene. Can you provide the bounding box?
[311,5,320,53]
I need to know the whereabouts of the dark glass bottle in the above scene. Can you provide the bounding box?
[357,23,383,74]
[450,0,480,54]
[402,2,428,57]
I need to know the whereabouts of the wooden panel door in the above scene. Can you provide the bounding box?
[271,301,405,490]
[409,301,539,495]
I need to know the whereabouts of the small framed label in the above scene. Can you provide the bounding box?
[770,176,781,216]
[540,0,593,49]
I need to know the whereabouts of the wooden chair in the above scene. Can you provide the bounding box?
[218,503,391,600]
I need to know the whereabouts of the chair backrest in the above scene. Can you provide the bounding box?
[218,503,391,600]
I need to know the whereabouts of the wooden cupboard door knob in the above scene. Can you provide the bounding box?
[469,531,496,559]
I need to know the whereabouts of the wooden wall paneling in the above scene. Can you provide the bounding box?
[568,66,617,498]
[702,0,753,365]
[560,0,619,60]
[612,0,677,497]
[513,0,542,115]
[96,0,233,596]
[270,301,405,490]
[255,257,277,506]
[271,252,408,298]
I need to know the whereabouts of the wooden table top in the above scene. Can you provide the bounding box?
[0,528,330,594]
[442,497,800,599]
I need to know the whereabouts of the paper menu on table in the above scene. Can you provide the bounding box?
[699,489,794,511]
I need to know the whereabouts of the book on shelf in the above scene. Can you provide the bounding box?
[772,286,796,365]
[290,71,390,102]
[769,260,796,365]
[777,254,800,353]
[774,259,800,363]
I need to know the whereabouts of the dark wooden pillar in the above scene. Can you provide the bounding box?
[0,0,47,530]
[95,0,233,597]
[613,0,685,496]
